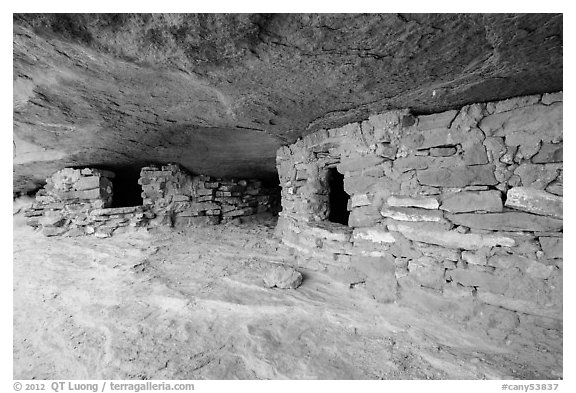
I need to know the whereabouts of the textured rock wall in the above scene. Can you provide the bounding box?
[275,92,562,342]
[139,164,277,227]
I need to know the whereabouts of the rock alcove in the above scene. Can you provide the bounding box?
[13,13,562,194]
[13,13,563,380]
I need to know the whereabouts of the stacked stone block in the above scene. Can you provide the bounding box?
[25,164,277,237]
[25,168,153,237]
[276,92,563,342]
[139,164,277,226]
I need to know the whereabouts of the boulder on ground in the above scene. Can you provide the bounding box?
[263,265,303,289]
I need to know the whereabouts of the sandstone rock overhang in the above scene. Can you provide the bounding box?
[13,13,562,194]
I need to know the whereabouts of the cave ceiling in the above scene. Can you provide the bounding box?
[13,13,563,192]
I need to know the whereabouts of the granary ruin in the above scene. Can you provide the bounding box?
[25,164,278,237]
[275,93,563,334]
[13,13,563,381]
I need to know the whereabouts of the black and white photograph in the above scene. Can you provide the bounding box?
[7,6,569,390]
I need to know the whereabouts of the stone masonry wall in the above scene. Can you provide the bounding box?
[26,164,278,237]
[24,168,154,237]
[139,164,277,227]
[275,92,562,343]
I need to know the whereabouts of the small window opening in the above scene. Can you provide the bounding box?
[326,168,350,225]
[112,170,143,207]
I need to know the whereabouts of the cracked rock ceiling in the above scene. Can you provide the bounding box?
[13,13,563,193]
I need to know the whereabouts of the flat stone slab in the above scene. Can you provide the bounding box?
[263,265,303,289]
[418,243,461,261]
[416,165,497,187]
[414,110,458,131]
[352,227,396,244]
[344,176,396,195]
[350,194,371,208]
[90,206,145,216]
[446,212,563,232]
[541,92,563,105]
[337,155,385,173]
[387,195,439,209]
[441,190,503,213]
[74,188,106,200]
[478,103,562,144]
[505,187,562,219]
[461,250,488,266]
[74,176,103,191]
[387,221,515,250]
[305,222,353,242]
[380,207,446,223]
[81,168,116,178]
[348,206,382,228]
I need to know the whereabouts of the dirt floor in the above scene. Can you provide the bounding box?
[13,212,562,380]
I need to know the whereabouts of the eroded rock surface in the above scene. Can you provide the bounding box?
[13,13,562,193]
[13,214,562,379]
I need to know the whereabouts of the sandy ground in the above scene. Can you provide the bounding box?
[13,213,561,380]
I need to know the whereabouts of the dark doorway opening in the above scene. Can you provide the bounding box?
[112,170,143,207]
[326,168,350,225]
